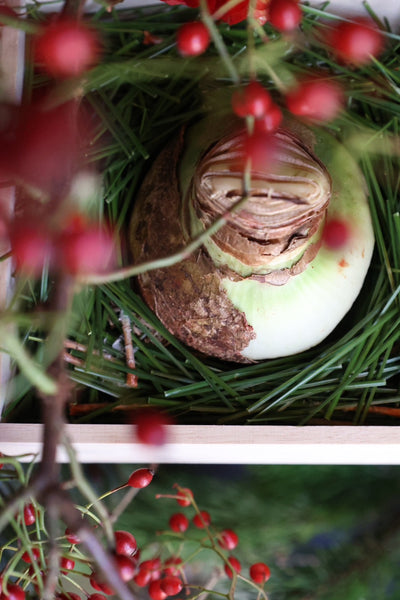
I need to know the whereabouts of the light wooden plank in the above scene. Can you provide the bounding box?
[1,424,400,464]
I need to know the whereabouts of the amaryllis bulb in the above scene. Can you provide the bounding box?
[130,115,374,362]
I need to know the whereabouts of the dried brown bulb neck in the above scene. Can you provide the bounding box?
[186,127,332,283]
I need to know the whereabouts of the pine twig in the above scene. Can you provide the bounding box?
[120,312,138,388]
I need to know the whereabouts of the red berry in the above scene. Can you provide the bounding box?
[268,0,302,31]
[114,554,136,582]
[192,511,211,529]
[243,131,277,172]
[175,488,193,507]
[232,81,272,119]
[160,575,183,596]
[322,218,350,250]
[0,584,25,600]
[328,18,383,65]
[60,556,75,571]
[21,547,40,563]
[148,579,168,600]
[11,101,87,195]
[177,21,210,57]
[23,503,36,526]
[286,78,344,121]
[224,556,241,578]
[163,557,183,576]
[134,409,171,446]
[169,513,189,533]
[59,224,115,276]
[249,562,271,584]
[65,528,80,545]
[133,569,152,587]
[218,529,239,551]
[34,17,101,78]
[127,467,154,488]
[254,103,283,133]
[10,223,52,277]
[114,530,138,557]
[90,575,114,595]
[140,558,162,573]
[0,452,3,468]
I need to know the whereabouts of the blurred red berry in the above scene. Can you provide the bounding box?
[254,103,283,133]
[21,547,40,563]
[328,18,383,65]
[65,528,80,545]
[58,224,115,276]
[268,0,302,31]
[140,558,162,572]
[114,554,136,582]
[224,556,241,578]
[285,78,344,121]
[192,511,211,529]
[163,557,183,576]
[249,562,271,584]
[169,513,189,533]
[136,558,162,583]
[115,530,137,557]
[10,222,52,277]
[163,0,267,26]
[148,579,168,600]
[218,529,239,550]
[243,131,277,172]
[34,17,101,78]
[23,503,36,526]
[127,467,154,488]
[175,487,193,507]
[160,575,183,596]
[11,101,87,195]
[232,81,272,119]
[0,584,26,600]
[134,409,171,446]
[134,568,152,587]
[90,574,114,595]
[322,217,350,249]
[60,556,75,571]
[177,21,210,57]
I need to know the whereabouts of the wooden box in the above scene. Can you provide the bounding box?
[1,2,400,466]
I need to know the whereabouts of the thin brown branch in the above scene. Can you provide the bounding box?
[120,312,138,388]
[63,350,85,367]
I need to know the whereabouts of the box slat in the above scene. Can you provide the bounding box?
[1,424,400,464]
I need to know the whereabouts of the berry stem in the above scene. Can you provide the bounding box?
[236,574,270,599]
[0,328,57,395]
[62,435,115,547]
[78,190,252,285]
[199,0,240,85]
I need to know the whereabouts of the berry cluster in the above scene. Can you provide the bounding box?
[147,484,272,596]
[0,471,271,600]
[9,215,115,278]
[174,6,384,129]
[0,14,112,280]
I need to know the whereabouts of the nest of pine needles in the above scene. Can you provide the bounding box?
[5,2,400,426]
